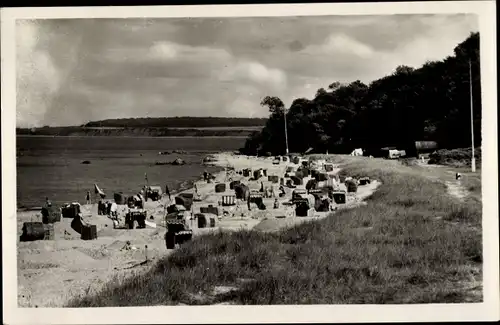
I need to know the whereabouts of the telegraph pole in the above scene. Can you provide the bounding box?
[469,58,476,173]
[283,107,289,155]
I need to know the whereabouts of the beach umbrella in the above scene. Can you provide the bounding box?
[94,183,106,199]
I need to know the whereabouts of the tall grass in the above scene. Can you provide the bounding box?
[68,156,482,306]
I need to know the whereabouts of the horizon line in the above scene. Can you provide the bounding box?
[16,116,269,129]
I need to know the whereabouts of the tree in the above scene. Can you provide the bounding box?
[240,131,262,156]
[316,88,328,98]
[394,65,415,75]
[328,81,342,90]
[243,32,482,155]
[260,96,285,115]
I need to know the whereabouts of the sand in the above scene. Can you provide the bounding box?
[17,152,380,307]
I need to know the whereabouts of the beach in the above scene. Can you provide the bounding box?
[17,152,380,307]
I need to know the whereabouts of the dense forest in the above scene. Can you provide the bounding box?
[241,32,482,157]
[83,117,267,128]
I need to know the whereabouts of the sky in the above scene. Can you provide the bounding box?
[16,14,478,128]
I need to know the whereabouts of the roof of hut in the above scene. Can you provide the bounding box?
[415,141,439,149]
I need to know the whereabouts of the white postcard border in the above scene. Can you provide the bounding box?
[2,1,498,324]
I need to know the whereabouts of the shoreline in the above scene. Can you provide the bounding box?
[16,135,249,139]
[16,152,382,307]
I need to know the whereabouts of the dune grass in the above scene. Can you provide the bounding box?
[462,173,482,203]
[67,156,482,306]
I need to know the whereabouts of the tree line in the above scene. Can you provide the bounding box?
[241,32,481,157]
[84,117,267,128]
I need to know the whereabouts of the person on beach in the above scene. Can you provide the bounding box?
[85,191,91,205]
[97,200,103,215]
[279,185,286,197]
[165,184,171,201]
[271,185,277,198]
[45,197,52,207]
[110,201,118,218]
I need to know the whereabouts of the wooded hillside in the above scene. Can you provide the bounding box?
[241,32,481,156]
[84,117,267,128]
[17,117,267,137]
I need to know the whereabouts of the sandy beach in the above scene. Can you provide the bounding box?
[17,152,379,307]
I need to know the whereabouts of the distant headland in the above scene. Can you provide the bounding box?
[16,117,267,137]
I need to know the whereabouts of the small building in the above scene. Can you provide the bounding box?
[379,147,398,158]
[363,141,438,158]
[406,141,439,157]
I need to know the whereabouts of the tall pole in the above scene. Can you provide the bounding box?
[283,107,289,155]
[469,58,476,173]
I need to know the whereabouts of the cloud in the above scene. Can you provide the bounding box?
[263,14,478,85]
[306,33,375,58]
[149,41,180,60]
[219,60,287,89]
[225,97,261,118]
[107,40,233,64]
[16,21,62,128]
[15,14,479,127]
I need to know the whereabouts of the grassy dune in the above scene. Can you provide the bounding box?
[68,156,482,306]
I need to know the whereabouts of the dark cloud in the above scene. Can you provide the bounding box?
[288,40,305,52]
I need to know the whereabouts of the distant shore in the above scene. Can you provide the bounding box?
[16,127,260,138]
[16,134,249,139]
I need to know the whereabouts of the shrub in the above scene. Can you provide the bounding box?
[428,147,482,167]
